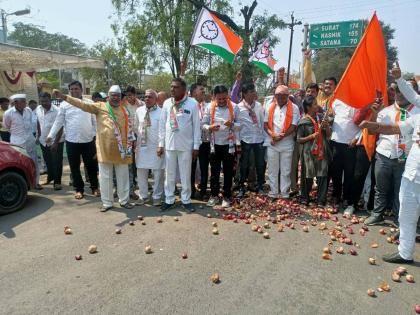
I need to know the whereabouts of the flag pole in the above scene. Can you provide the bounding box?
[183,7,205,78]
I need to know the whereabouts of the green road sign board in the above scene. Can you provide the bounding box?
[309,20,364,49]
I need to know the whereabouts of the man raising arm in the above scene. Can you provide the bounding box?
[360,115,420,264]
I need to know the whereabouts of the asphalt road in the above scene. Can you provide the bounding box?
[1,169,419,315]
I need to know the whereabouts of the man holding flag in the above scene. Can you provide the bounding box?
[364,81,420,226]
[330,13,388,217]
[360,108,420,264]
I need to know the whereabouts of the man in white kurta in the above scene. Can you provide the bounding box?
[264,85,300,199]
[135,89,165,206]
[158,78,201,212]
[3,94,41,189]
[123,85,145,200]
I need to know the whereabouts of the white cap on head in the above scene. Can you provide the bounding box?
[108,85,121,94]
[10,94,26,101]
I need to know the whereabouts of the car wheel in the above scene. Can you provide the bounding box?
[0,171,28,215]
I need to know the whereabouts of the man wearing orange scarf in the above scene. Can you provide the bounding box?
[264,85,300,199]
[203,85,239,208]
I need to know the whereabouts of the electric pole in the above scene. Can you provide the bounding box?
[300,23,309,89]
[285,12,302,86]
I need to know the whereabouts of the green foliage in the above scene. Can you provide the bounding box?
[37,71,60,89]
[113,0,218,77]
[9,22,139,91]
[144,73,173,93]
[112,0,285,90]
[9,22,87,55]
[250,14,285,51]
[81,40,140,91]
[312,48,354,82]
[312,20,398,83]
[206,62,239,88]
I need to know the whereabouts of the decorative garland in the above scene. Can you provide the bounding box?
[3,71,22,84]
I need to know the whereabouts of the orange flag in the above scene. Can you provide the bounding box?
[332,13,388,160]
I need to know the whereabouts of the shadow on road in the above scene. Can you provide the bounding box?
[0,194,54,238]
[110,201,213,227]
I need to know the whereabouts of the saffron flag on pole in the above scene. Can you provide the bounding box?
[249,38,277,75]
[332,12,388,161]
[332,13,387,108]
[191,8,243,64]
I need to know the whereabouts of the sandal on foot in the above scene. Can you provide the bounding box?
[74,192,84,200]
[100,205,113,212]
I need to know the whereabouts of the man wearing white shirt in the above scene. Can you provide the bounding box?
[364,88,420,226]
[330,99,359,212]
[3,94,42,189]
[264,85,300,199]
[393,62,420,109]
[28,100,38,136]
[190,83,211,200]
[360,113,420,264]
[203,85,239,208]
[37,92,65,190]
[122,85,145,200]
[158,78,201,212]
[135,89,164,206]
[236,82,265,197]
[47,80,99,200]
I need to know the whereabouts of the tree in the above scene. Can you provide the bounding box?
[112,0,231,78]
[144,73,173,92]
[112,0,285,87]
[312,21,397,83]
[81,40,140,91]
[9,22,138,91]
[9,22,87,55]
[187,0,285,82]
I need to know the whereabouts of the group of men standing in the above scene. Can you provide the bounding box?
[1,61,419,265]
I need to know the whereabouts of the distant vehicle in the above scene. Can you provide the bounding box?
[0,141,36,214]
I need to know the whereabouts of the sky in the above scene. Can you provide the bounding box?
[1,0,420,74]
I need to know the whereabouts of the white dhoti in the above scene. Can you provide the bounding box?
[164,150,192,204]
[99,163,129,207]
[398,177,420,260]
[27,146,40,185]
[136,137,165,201]
[137,168,164,200]
[25,139,39,185]
[267,146,293,198]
